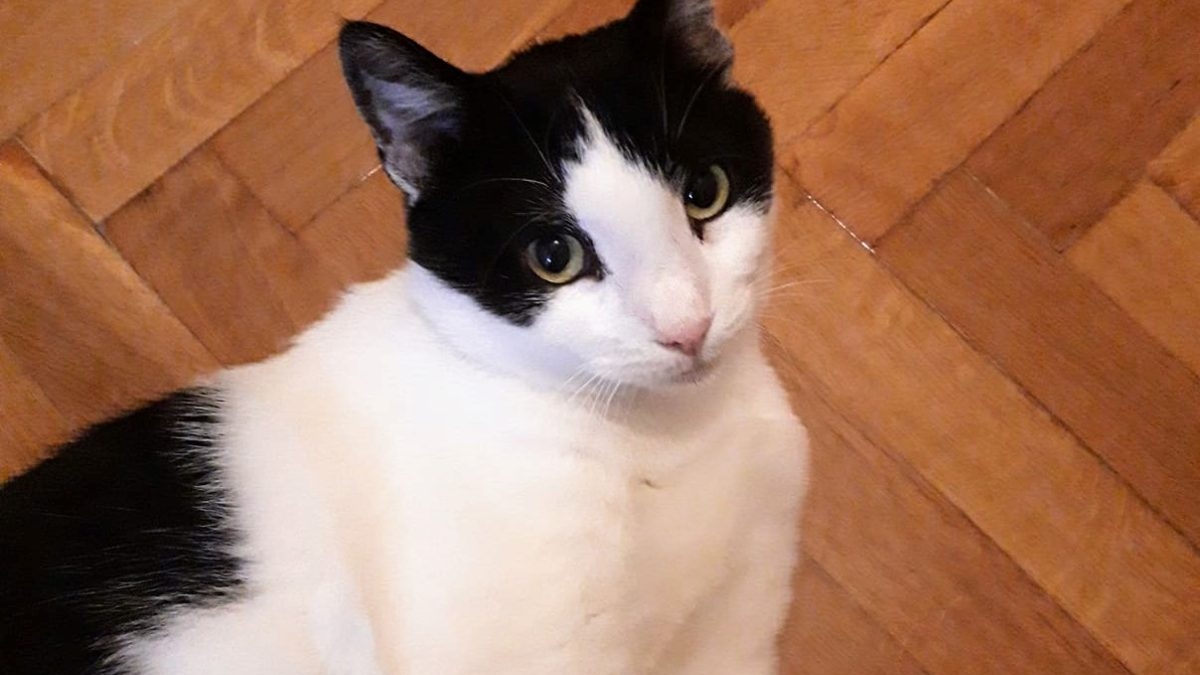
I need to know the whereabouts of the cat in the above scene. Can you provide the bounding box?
[0,0,809,673]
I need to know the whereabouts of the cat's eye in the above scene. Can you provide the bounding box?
[526,234,586,284]
[684,164,730,222]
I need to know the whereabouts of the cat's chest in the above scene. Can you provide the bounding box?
[286,374,753,667]
[386,422,751,673]
[224,336,782,674]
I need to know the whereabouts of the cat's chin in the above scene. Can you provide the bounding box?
[607,356,721,391]
[674,360,718,385]
[598,329,756,390]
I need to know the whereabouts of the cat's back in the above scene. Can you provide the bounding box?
[0,390,243,675]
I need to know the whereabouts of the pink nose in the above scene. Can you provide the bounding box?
[656,316,713,358]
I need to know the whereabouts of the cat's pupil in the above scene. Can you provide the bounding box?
[686,171,718,209]
[535,237,572,274]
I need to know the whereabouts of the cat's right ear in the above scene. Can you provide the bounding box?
[628,0,733,68]
[338,21,468,201]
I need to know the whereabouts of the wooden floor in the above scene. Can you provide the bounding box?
[2,0,1199,672]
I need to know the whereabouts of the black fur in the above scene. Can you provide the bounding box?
[0,390,243,675]
[339,0,773,324]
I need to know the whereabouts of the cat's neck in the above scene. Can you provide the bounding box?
[404,264,582,389]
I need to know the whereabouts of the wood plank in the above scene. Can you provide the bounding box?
[716,0,768,29]
[210,0,589,235]
[296,171,407,287]
[210,43,376,234]
[0,0,200,139]
[785,0,1131,243]
[103,148,343,366]
[766,174,1200,674]
[0,338,71,483]
[967,0,1200,249]
[780,555,927,675]
[0,142,216,430]
[1069,182,1200,378]
[765,340,1127,675]
[365,0,579,73]
[529,0,758,49]
[1149,114,1200,222]
[876,169,1200,548]
[536,0,630,38]
[730,0,949,151]
[19,0,382,222]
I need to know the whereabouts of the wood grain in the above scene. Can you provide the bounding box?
[767,177,1200,673]
[967,0,1200,249]
[730,0,948,151]
[1149,114,1200,222]
[877,169,1200,548]
[536,0,631,38]
[211,44,377,234]
[0,0,200,139]
[785,0,1131,243]
[768,341,1128,675]
[369,0,581,72]
[0,338,70,482]
[1069,182,1200,378]
[780,555,927,675]
[297,170,408,287]
[103,148,342,366]
[19,0,382,222]
[0,142,216,431]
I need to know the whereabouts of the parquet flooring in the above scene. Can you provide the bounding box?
[2,1,1198,672]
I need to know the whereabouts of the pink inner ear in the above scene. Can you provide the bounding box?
[339,21,468,200]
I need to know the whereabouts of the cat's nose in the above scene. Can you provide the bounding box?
[656,315,713,358]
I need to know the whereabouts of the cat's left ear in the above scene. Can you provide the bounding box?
[339,21,469,201]
[628,0,733,68]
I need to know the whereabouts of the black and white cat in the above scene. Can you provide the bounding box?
[0,1,809,672]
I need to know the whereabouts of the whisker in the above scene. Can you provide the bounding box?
[568,370,605,409]
[657,38,671,155]
[494,88,557,178]
[602,377,623,418]
[586,375,605,418]
[452,176,554,195]
[559,365,592,397]
[674,62,725,141]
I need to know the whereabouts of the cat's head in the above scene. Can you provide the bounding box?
[339,0,773,390]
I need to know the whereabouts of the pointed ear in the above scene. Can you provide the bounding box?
[629,0,733,68]
[338,21,468,201]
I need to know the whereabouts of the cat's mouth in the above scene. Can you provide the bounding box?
[587,357,716,391]
[676,361,716,384]
[662,354,718,386]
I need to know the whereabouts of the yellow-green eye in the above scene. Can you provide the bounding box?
[684,164,730,221]
[526,234,585,284]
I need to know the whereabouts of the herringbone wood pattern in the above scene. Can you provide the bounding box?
[2,1,1198,672]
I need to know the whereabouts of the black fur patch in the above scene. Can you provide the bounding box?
[339,0,773,325]
[0,390,243,675]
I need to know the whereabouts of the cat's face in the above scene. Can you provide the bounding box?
[340,0,774,390]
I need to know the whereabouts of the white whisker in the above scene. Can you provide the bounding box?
[674,63,725,141]
[495,89,557,179]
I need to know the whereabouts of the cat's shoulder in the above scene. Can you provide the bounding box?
[725,353,810,494]
[0,389,243,674]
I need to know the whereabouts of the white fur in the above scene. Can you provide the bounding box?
[119,117,807,674]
